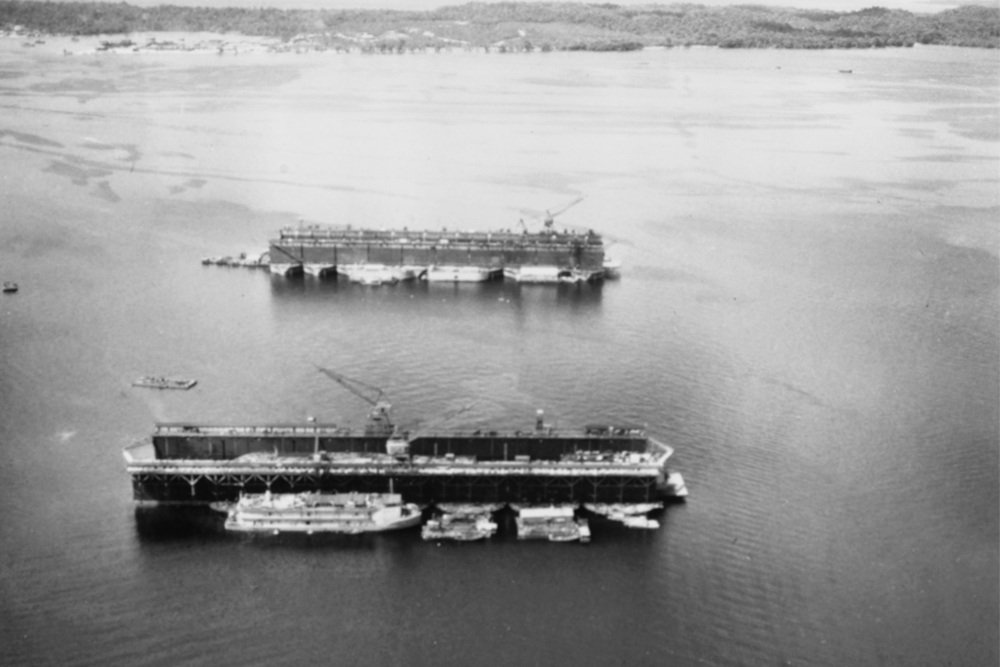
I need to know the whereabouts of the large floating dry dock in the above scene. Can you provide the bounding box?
[123,419,684,507]
[267,225,609,283]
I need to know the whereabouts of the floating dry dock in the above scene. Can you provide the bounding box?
[123,417,684,507]
[268,225,609,283]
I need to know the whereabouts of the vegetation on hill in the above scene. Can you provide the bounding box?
[1,1,997,51]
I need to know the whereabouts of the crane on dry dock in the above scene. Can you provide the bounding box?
[316,366,394,436]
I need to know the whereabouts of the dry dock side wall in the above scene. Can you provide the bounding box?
[130,468,661,506]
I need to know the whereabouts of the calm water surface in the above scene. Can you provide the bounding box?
[0,44,997,667]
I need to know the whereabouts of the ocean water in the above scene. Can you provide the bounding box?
[0,43,996,667]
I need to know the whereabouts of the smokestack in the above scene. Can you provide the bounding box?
[536,409,544,432]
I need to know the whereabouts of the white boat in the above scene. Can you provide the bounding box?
[423,265,501,282]
[584,502,663,517]
[421,513,498,541]
[665,472,688,498]
[223,492,422,534]
[621,516,659,529]
[435,503,505,516]
[515,506,590,543]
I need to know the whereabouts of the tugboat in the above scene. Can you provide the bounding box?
[222,491,422,534]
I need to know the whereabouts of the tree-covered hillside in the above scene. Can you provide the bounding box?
[1,1,997,50]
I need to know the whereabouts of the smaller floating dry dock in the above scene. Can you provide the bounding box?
[268,224,609,283]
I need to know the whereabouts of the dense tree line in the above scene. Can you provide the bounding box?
[1,1,997,50]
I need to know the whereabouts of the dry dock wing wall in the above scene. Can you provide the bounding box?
[409,433,648,460]
[152,426,387,460]
[151,425,649,462]
[269,228,606,271]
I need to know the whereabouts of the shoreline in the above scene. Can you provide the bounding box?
[1,29,965,58]
[2,2,997,52]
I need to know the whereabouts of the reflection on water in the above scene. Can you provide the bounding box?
[268,274,604,309]
[133,506,230,542]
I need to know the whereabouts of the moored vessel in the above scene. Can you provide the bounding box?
[223,491,422,534]
[422,512,499,541]
[584,502,664,517]
[515,506,590,543]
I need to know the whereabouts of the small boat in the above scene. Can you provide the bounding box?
[585,502,665,529]
[435,503,504,516]
[2,282,17,293]
[422,513,498,541]
[621,516,659,529]
[132,376,197,390]
[515,506,590,543]
[223,491,422,534]
[584,502,663,517]
[839,69,853,74]
[665,472,688,498]
[203,252,268,268]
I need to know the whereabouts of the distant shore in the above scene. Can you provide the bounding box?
[3,30,289,56]
[2,2,998,52]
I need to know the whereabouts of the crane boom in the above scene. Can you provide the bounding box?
[316,366,384,406]
[316,366,394,436]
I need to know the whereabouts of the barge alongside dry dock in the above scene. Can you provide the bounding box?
[222,491,421,534]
